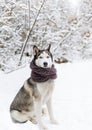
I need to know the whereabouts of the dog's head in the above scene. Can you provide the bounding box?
[33,45,53,68]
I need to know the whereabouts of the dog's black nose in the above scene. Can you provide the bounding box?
[43,62,48,67]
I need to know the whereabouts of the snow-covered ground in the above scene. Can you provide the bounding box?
[1,60,92,130]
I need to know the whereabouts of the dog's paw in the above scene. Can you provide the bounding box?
[39,124,48,130]
[42,108,47,116]
[31,119,37,124]
[42,126,48,130]
[29,117,37,124]
[50,119,58,125]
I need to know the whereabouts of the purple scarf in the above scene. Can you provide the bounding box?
[30,60,57,82]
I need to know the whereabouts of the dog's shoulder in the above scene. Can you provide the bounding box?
[24,78,41,100]
[24,78,36,94]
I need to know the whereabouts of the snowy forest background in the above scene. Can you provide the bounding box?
[0,0,92,72]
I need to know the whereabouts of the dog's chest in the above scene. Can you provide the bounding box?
[37,80,54,103]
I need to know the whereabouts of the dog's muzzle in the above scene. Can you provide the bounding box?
[43,62,48,67]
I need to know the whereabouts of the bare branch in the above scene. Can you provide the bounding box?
[19,0,47,65]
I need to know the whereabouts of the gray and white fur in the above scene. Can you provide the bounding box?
[10,45,57,130]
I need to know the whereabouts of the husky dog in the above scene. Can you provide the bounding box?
[10,45,57,130]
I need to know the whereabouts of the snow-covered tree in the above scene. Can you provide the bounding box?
[0,0,92,72]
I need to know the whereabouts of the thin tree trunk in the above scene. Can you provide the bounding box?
[24,0,27,29]
[19,0,46,65]
[28,0,30,29]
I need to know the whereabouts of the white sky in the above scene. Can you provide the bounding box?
[67,0,81,15]
[68,0,81,8]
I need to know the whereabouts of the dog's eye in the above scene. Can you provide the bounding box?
[39,56,43,59]
[47,56,50,58]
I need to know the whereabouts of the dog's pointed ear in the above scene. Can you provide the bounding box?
[33,45,39,55]
[47,44,51,52]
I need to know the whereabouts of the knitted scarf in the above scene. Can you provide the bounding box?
[30,60,57,82]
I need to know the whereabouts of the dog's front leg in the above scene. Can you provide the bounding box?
[47,98,58,124]
[35,101,47,130]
